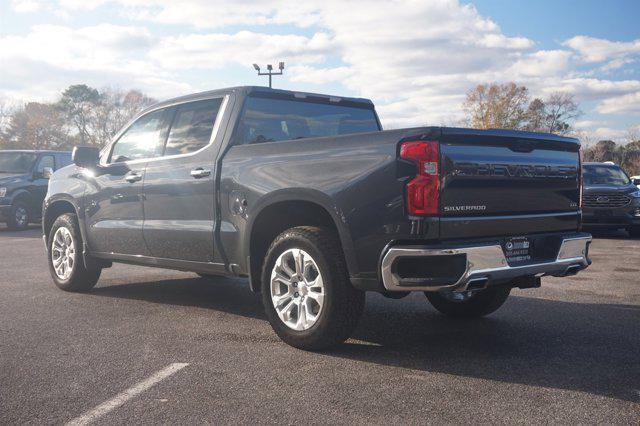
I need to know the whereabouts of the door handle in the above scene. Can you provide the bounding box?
[124,172,142,183]
[190,168,211,179]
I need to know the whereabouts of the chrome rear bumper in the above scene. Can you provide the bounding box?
[381,235,591,292]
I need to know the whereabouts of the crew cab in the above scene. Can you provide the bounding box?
[1,150,71,230]
[582,162,640,237]
[42,86,591,350]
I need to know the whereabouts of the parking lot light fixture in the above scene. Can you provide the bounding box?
[252,62,285,88]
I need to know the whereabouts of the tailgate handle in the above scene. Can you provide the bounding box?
[509,140,535,153]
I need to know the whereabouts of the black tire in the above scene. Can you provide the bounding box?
[425,285,511,318]
[197,273,220,279]
[261,226,365,351]
[47,213,101,292]
[6,200,30,231]
[628,226,640,238]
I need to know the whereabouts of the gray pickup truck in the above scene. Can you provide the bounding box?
[43,86,591,350]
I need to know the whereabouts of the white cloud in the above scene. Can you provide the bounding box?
[2,0,638,140]
[0,24,190,101]
[288,65,354,85]
[596,91,640,115]
[575,120,605,130]
[564,35,640,63]
[548,78,640,102]
[0,24,153,71]
[591,127,629,140]
[505,50,572,78]
[11,0,43,13]
[150,31,333,70]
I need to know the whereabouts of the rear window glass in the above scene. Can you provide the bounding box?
[583,165,630,186]
[164,98,223,156]
[238,96,379,144]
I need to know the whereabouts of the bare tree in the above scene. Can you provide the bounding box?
[93,88,155,146]
[0,99,18,148]
[463,82,530,130]
[464,83,582,135]
[626,126,640,145]
[4,102,68,150]
[56,84,102,146]
[524,98,546,132]
[1,85,156,151]
[543,92,581,135]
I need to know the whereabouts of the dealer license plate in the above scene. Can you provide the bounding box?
[503,236,532,264]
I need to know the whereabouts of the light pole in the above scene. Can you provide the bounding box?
[253,62,285,88]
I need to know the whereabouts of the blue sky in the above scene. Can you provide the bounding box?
[1,0,638,142]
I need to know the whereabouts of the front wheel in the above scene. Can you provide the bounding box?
[261,226,365,351]
[425,285,511,318]
[47,213,101,292]
[6,201,30,230]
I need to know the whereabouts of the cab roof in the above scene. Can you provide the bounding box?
[143,86,375,114]
[583,162,620,166]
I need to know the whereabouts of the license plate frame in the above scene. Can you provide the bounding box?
[503,236,532,265]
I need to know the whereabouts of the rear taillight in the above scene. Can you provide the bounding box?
[399,141,440,216]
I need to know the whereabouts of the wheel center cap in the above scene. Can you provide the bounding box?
[298,284,308,297]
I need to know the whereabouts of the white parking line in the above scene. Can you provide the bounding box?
[65,362,189,426]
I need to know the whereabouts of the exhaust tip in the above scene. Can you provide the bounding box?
[466,277,489,291]
[564,265,582,276]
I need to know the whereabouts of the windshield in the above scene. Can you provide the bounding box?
[583,165,630,186]
[0,152,38,173]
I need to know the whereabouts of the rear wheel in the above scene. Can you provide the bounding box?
[6,201,30,230]
[47,213,101,292]
[261,226,365,350]
[628,226,640,238]
[425,285,511,318]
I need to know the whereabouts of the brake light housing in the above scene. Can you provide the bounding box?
[399,141,440,216]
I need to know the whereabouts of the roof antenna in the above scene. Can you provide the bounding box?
[253,62,285,88]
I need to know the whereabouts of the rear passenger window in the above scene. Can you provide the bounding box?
[164,98,223,156]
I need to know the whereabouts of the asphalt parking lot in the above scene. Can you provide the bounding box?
[1,226,638,424]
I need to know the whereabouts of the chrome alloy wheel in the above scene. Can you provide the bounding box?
[270,248,325,331]
[51,226,75,280]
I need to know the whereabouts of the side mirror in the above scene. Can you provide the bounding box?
[633,178,640,186]
[72,146,100,168]
[42,167,54,179]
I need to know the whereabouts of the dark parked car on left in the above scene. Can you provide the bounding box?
[0,150,72,230]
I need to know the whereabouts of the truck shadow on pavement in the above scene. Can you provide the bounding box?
[91,277,639,403]
[344,292,640,404]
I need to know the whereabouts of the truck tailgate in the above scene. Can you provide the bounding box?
[438,129,581,239]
